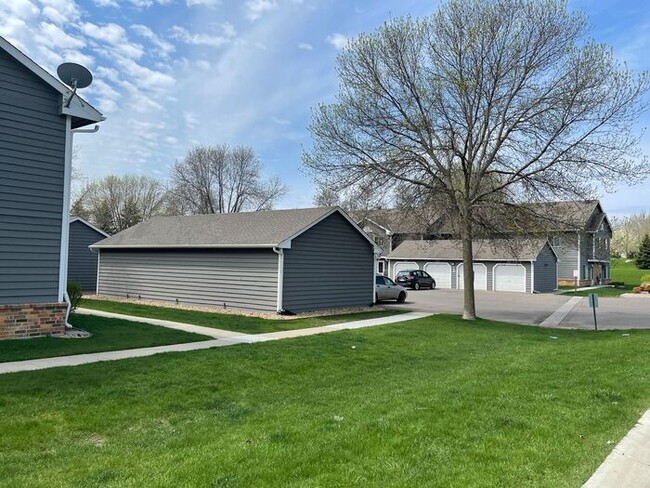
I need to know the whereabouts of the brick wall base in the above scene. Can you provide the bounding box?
[0,303,67,340]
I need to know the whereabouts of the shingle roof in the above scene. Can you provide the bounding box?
[91,207,369,249]
[386,238,554,261]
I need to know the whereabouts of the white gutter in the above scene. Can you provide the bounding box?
[273,247,284,312]
[59,123,101,327]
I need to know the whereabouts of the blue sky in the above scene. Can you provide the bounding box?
[1,0,648,217]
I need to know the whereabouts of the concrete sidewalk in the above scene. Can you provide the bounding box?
[582,410,650,488]
[0,311,431,375]
[75,308,242,339]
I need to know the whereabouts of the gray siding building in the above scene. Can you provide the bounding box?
[0,36,103,339]
[67,218,109,292]
[92,207,379,313]
[386,239,558,293]
[546,201,612,285]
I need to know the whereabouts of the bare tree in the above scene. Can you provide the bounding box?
[170,145,287,214]
[612,212,650,257]
[303,0,650,319]
[81,175,168,233]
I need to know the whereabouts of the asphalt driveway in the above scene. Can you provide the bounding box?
[386,289,650,329]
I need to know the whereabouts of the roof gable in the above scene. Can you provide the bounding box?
[0,35,104,127]
[70,217,110,238]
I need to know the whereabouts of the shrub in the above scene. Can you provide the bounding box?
[67,282,83,312]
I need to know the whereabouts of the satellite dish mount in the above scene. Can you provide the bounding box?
[57,62,93,108]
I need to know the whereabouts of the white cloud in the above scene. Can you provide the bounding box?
[131,24,175,57]
[35,22,85,50]
[326,33,348,50]
[298,42,313,50]
[170,24,236,48]
[3,0,40,18]
[93,0,119,6]
[244,0,278,21]
[186,0,221,6]
[37,0,80,24]
[80,22,145,60]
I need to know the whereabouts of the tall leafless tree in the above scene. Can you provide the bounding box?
[303,0,650,319]
[170,145,287,215]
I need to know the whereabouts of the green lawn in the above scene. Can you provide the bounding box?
[1,315,648,487]
[563,258,649,297]
[611,257,650,284]
[80,298,403,334]
[0,314,210,363]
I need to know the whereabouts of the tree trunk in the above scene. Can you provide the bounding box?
[461,210,477,320]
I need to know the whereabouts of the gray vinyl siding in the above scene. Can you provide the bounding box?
[0,48,65,305]
[580,233,590,279]
[98,249,278,311]
[283,212,374,312]
[554,232,581,280]
[533,244,557,292]
[67,221,105,292]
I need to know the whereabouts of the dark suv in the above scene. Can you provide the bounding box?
[395,270,436,290]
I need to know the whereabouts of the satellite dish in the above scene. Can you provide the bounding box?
[57,62,93,108]
[57,62,93,89]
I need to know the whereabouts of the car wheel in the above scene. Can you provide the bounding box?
[431,279,436,290]
[414,282,420,290]
[397,291,406,303]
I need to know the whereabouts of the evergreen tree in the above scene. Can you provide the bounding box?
[637,234,650,269]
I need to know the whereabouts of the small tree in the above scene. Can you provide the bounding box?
[637,234,650,269]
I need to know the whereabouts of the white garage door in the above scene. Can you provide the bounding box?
[494,264,526,293]
[393,262,418,279]
[424,262,452,289]
[457,263,487,290]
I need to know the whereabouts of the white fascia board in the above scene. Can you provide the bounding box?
[0,35,104,124]
[69,217,110,237]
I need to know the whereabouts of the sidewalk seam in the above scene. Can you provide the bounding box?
[540,297,583,327]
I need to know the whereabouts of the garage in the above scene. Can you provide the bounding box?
[385,238,558,293]
[424,262,452,288]
[494,264,526,292]
[91,207,380,313]
[457,263,487,290]
[393,261,418,279]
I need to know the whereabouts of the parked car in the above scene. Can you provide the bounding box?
[395,269,436,290]
[375,275,407,303]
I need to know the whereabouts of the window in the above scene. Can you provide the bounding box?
[385,277,396,286]
[551,236,562,247]
[375,276,386,285]
[377,261,385,274]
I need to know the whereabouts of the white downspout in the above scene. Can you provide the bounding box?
[530,260,535,293]
[273,247,284,312]
[59,123,100,327]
